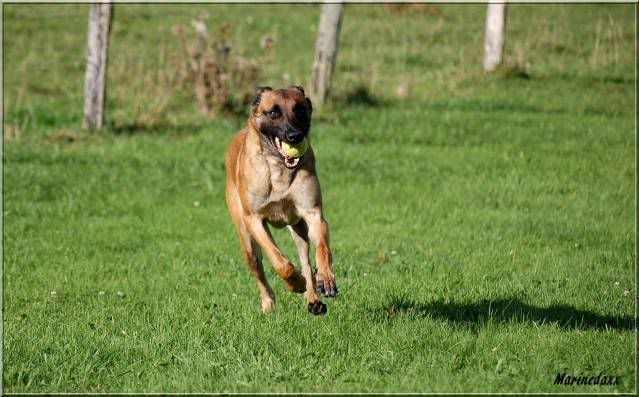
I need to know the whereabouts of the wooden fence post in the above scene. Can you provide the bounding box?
[83,3,112,129]
[483,2,507,72]
[309,2,344,107]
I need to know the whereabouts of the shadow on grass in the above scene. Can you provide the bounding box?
[377,295,635,331]
[108,121,209,136]
[331,85,386,107]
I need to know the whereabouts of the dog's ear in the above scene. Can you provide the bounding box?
[305,97,313,115]
[251,86,273,111]
[255,86,273,96]
[288,85,305,95]
[288,85,312,114]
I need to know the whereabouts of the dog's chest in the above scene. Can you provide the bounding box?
[245,158,303,227]
[257,195,300,228]
[246,185,300,229]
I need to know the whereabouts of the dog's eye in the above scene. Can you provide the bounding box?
[293,103,309,124]
[266,109,281,119]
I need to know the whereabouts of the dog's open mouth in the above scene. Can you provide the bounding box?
[269,136,301,168]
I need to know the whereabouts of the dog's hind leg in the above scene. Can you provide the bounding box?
[226,185,276,312]
[245,215,307,294]
[236,221,276,313]
[289,221,326,315]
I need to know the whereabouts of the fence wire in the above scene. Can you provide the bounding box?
[9,56,176,73]
[4,9,225,21]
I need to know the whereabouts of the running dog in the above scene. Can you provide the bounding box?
[224,85,337,315]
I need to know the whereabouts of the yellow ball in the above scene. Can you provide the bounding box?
[281,138,308,158]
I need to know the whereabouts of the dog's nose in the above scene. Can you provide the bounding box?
[285,129,305,144]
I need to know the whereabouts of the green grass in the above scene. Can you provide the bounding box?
[2,3,636,393]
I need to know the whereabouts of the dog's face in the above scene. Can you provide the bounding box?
[250,86,313,169]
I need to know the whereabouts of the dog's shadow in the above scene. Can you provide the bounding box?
[376,295,635,331]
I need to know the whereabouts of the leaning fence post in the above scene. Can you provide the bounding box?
[83,3,112,129]
[309,2,344,107]
[483,2,507,72]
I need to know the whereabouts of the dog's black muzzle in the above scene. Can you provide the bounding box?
[284,128,305,144]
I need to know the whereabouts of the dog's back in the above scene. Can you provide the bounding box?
[224,127,247,190]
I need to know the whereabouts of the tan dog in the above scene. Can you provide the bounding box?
[224,86,337,315]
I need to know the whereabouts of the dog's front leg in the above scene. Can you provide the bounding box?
[289,221,326,315]
[244,215,306,293]
[303,209,338,297]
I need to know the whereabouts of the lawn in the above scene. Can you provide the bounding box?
[2,3,636,393]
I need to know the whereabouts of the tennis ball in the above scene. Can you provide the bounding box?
[281,138,308,158]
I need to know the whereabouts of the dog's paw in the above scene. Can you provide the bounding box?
[261,296,276,313]
[307,300,327,315]
[285,271,307,294]
[315,272,338,298]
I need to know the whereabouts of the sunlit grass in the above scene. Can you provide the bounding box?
[2,3,635,393]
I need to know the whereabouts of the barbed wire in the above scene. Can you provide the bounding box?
[4,9,224,21]
[3,12,87,20]
[5,51,187,72]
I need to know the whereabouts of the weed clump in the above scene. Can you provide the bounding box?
[171,12,273,117]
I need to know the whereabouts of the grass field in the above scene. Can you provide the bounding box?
[2,3,636,393]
